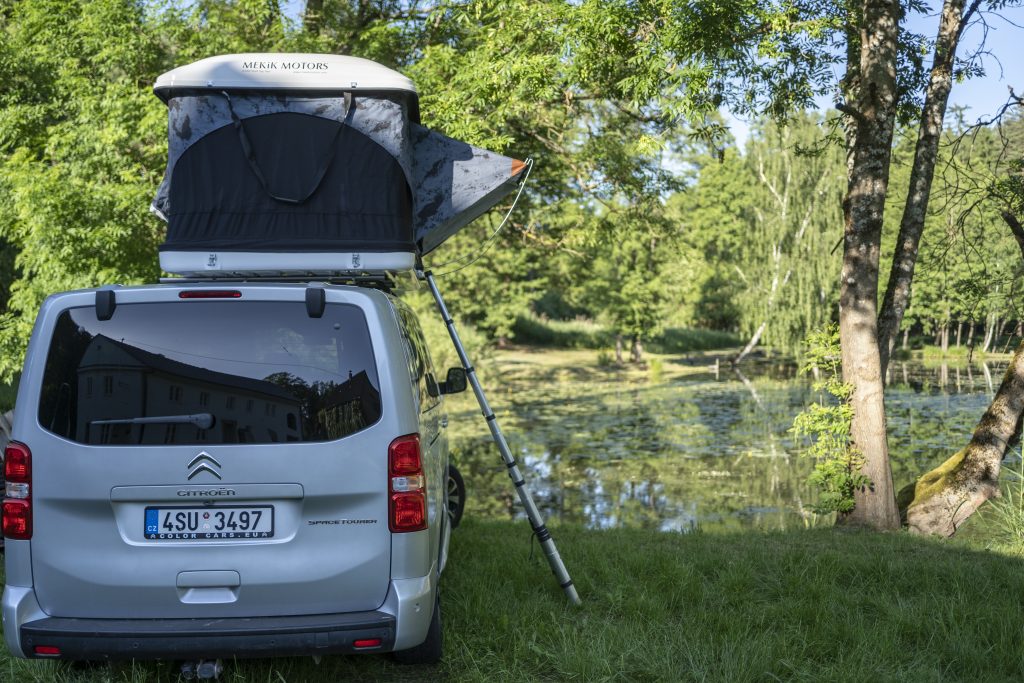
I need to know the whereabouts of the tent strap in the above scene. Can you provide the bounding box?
[221,91,353,205]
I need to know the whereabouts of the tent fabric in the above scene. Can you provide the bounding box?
[163,112,414,253]
[152,94,415,221]
[153,90,525,263]
[410,123,526,255]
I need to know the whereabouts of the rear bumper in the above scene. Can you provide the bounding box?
[19,611,395,661]
[20,610,395,659]
[3,571,436,660]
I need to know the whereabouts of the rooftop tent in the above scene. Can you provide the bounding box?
[152,54,527,276]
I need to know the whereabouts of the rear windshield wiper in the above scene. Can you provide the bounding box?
[91,413,216,430]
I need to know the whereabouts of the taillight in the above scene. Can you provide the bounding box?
[389,434,426,533]
[3,441,31,540]
[353,638,382,649]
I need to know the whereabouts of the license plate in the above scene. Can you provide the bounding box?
[144,505,274,540]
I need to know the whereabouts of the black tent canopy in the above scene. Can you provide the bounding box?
[152,54,526,276]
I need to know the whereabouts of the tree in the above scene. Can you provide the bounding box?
[731,114,845,362]
[875,0,984,373]
[901,100,1024,534]
[700,0,1016,528]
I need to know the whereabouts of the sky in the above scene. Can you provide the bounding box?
[726,2,1024,147]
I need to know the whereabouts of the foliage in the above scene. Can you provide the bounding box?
[877,110,1024,355]
[791,325,870,513]
[0,0,1019,386]
[668,113,844,354]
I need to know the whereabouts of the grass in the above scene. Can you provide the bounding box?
[4,520,1024,682]
[511,314,741,354]
[891,341,1017,363]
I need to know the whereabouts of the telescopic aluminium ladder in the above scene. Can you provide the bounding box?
[422,269,581,606]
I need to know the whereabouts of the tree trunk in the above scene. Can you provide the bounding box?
[630,335,643,363]
[835,0,901,530]
[966,321,975,348]
[902,327,910,350]
[734,321,767,366]
[903,212,1024,534]
[905,339,1024,535]
[955,321,962,348]
[982,315,996,354]
[303,0,324,34]
[1000,318,1014,353]
[876,0,980,375]
[941,323,949,354]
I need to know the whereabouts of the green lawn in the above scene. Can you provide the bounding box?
[3,519,1024,682]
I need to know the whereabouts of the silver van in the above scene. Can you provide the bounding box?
[1,280,466,667]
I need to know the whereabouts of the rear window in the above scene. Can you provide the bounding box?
[38,301,382,445]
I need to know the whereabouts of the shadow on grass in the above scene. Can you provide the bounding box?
[4,520,1024,682]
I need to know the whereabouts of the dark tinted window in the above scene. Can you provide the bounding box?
[393,302,439,413]
[39,301,381,445]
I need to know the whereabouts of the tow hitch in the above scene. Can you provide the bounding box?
[180,659,224,680]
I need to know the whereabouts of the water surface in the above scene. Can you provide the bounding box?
[448,356,1008,532]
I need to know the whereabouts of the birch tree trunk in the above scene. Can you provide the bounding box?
[982,315,996,354]
[735,322,767,366]
[876,0,980,374]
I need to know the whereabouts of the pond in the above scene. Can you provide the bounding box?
[446,352,1011,533]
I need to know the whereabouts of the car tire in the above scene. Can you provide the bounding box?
[446,464,465,530]
[391,590,442,665]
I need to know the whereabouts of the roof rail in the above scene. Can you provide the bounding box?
[159,272,401,292]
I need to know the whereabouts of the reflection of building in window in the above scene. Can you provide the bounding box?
[313,371,382,440]
[99,423,131,444]
[75,336,302,445]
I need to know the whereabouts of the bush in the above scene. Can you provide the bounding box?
[512,313,740,353]
[511,313,612,348]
